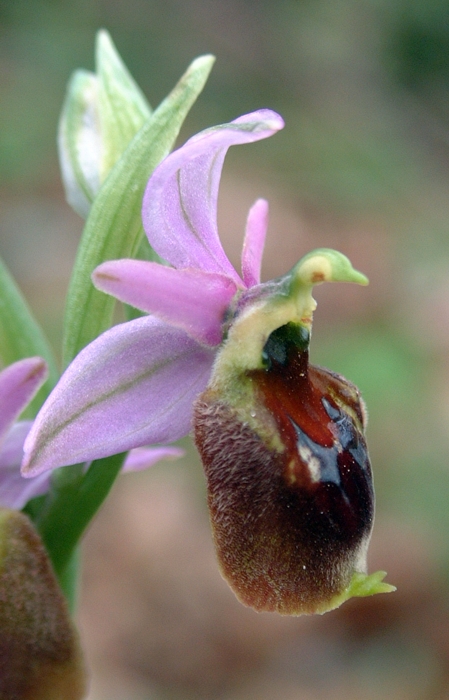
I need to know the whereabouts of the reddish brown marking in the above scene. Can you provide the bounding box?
[249,347,365,489]
[23,360,46,384]
[95,272,120,282]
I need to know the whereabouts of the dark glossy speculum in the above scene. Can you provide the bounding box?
[194,322,374,615]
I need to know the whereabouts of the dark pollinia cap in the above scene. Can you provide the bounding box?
[194,323,374,615]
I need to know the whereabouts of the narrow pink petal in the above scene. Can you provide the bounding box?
[122,445,184,472]
[142,109,284,281]
[0,358,48,445]
[241,198,269,287]
[0,421,50,509]
[22,317,215,476]
[93,259,237,346]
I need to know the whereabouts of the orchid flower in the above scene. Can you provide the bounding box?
[0,358,49,509]
[21,109,394,614]
[22,110,285,475]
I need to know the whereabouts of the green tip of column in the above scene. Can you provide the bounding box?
[293,248,369,288]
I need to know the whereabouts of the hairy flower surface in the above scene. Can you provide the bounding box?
[22,110,284,475]
[195,320,374,614]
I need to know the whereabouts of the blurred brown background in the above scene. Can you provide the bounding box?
[3,0,449,697]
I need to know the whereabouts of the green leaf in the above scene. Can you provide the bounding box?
[63,53,215,366]
[0,256,58,414]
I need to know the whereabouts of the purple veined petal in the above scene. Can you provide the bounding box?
[0,358,48,446]
[93,259,237,346]
[0,421,50,509]
[142,109,284,281]
[22,317,215,476]
[241,198,269,288]
[122,445,185,473]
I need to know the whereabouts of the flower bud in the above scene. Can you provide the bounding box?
[194,250,394,615]
[0,509,87,699]
[58,30,151,218]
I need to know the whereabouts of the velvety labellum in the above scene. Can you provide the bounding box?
[194,324,374,615]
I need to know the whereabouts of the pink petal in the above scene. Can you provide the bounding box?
[122,445,184,472]
[0,421,50,509]
[22,317,215,476]
[0,426,183,512]
[241,198,269,287]
[0,358,48,445]
[93,259,237,346]
[142,110,284,282]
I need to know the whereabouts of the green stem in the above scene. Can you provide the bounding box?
[34,453,126,598]
[59,548,81,613]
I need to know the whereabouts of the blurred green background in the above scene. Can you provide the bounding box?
[3,0,449,698]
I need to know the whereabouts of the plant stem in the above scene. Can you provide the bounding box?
[34,453,126,600]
